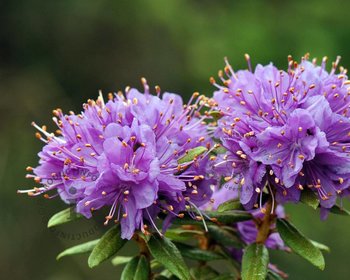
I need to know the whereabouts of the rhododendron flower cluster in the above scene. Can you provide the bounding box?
[20,80,215,239]
[212,54,350,215]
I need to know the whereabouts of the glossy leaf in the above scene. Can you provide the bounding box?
[178,146,207,164]
[47,208,82,228]
[121,256,139,280]
[205,210,252,223]
[174,242,224,261]
[135,255,150,280]
[242,243,269,280]
[277,219,325,270]
[88,225,127,268]
[300,189,319,210]
[57,239,99,260]
[111,256,133,266]
[208,225,242,248]
[217,198,243,212]
[165,228,203,242]
[171,210,251,226]
[147,235,190,280]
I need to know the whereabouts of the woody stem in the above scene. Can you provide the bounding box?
[256,196,275,244]
[133,233,151,259]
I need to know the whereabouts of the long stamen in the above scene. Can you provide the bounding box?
[146,208,163,237]
[188,201,208,232]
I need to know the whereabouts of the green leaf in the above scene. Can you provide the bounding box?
[311,240,330,253]
[178,146,208,164]
[159,269,173,278]
[174,242,224,261]
[151,259,162,270]
[217,198,243,212]
[329,204,350,216]
[277,219,325,270]
[190,265,219,280]
[119,256,150,280]
[88,225,127,268]
[147,235,190,280]
[207,225,242,248]
[213,146,226,155]
[241,243,269,280]
[170,214,204,226]
[47,208,82,228]
[135,255,150,280]
[121,256,139,280]
[171,210,251,227]
[300,189,319,210]
[56,239,99,260]
[209,110,223,121]
[165,228,204,242]
[205,210,252,224]
[111,256,133,266]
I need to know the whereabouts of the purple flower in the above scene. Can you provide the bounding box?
[212,54,350,212]
[20,79,214,239]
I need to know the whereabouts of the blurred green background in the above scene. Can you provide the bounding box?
[1,0,350,279]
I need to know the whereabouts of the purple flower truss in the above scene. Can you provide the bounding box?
[20,80,217,239]
[212,54,350,217]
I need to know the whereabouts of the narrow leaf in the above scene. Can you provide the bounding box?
[135,255,150,280]
[111,256,133,266]
[165,228,204,242]
[300,189,319,210]
[121,256,139,280]
[147,235,190,280]
[217,199,243,212]
[241,243,269,280]
[205,210,252,223]
[178,146,207,164]
[47,208,82,228]
[171,210,251,226]
[88,225,127,268]
[277,219,325,270]
[174,242,224,261]
[171,210,251,227]
[207,225,242,248]
[57,239,99,260]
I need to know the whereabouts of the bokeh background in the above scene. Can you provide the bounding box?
[1,0,350,279]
